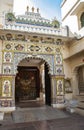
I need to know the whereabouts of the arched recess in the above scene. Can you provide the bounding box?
[72,63,84,95]
[13,53,53,106]
[80,12,84,28]
[77,65,84,94]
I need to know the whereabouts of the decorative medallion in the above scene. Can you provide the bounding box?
[56,66,63,75]
[6,33,12,40]
[45,47,52,52]
[29,45,40,51]
[15,34,25,41]
[5,44,11,50]
[56,48,60,53]
[15,44,24,51]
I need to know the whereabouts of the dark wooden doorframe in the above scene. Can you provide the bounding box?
[45,63,51,106]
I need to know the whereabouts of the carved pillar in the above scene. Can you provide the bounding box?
[51,75,65,108]
[38,64,45,102]
[41,64,45,102]
[12,75,16,107]
[51,75,57,105]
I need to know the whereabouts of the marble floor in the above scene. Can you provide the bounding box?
[0,101,84,130]
[12,106,69,123]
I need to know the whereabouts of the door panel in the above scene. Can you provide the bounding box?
[15,67,40,101]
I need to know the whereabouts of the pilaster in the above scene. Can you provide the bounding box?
[51,75,65,109]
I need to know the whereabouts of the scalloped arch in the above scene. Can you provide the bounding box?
[13,53,54,75]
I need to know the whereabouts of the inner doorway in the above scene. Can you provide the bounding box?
[78,66,84,94]
[15,66,40,101]
[15,58,51,107]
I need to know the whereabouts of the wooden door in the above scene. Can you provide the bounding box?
[15,67,40,101]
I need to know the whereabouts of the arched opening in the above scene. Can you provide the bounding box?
[80,12,84,28]
[78,65,84,94]
[15,57,51,107]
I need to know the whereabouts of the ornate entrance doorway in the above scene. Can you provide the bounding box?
[15,57,51,107]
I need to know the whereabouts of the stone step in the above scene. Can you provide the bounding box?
[0,112,4,121]
[75,95,84,101]
[78,101,84,108]
[75,107,84,116]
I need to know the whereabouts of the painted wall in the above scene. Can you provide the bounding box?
[61,0,84,35]
[61,0,78,20]
[0,0,13,13]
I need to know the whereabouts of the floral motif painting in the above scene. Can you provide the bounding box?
[5,44,11,50]
[15,44,24,51]
[4,52,12,63]
[29,45,40,51]
[56,66,63,75]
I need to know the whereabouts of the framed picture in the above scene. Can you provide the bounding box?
[4,52,12,63]
[2,80,11,97]
[3,65,11,74]
[57,79,64,95]
[56,54,62,65]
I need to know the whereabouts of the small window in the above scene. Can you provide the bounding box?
[80,12,84,28]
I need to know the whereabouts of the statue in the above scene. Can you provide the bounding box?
[27,6,29,12]
[32,7,34,12]
[37,8,39,13]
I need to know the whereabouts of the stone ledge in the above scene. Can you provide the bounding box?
[0,107,15,112]
[51,103,65,109]
[0,112,4,121]
[75,107,84,116]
